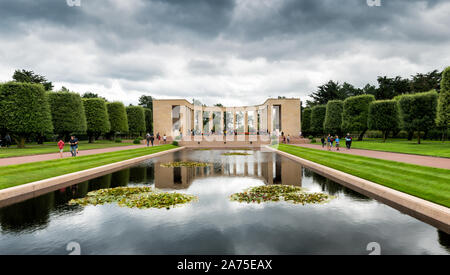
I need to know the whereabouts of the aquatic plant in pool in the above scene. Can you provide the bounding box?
[230,185,333,205]
[69,186,197,209]
[160,161,211,168]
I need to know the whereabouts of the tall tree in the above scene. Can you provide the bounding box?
[138,95,153,110]
[82,92,108,101]
[323,100,344,135]
[310,105,327,135]
[12,69,53,91]
[47,90,87,139]
[375,76,410,100]
[410,70,441,94]
[83,98,111,143]
[0,82,53,148]
[436,67,450,141]
[107,102,129,137]
[368,100,399,142]
[144,108,153,134]
[341,95,375,140]
[126,106,146,137]
[398,90,438,144]
[301,108,312,136]
[309,80,347,105]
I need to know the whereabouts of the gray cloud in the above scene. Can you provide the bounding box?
[0,0,449,106]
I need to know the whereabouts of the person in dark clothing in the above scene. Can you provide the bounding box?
[345,133,352,150]
[69,136,78,157]
[5,134,11,147]
[150,133,155,146]
[146,133,151,147]
[321,136,325,148]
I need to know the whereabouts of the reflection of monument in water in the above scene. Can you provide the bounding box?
[154,153,302,189]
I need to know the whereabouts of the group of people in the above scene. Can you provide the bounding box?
[0,134,12,148]
[56,136,79,158]
[145,133,167,147]
[281,132,291,144]
[321,133,353,151]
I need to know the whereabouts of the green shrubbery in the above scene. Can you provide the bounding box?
[323,100,343,135]
[368,100,399,142]
[107,102,129,137]
[310,105,326,135]
[83,98,110,143]
[0,82,53,148]
[342,94,375,140]
[126,106,146,138]
[301,108,311,135]
[436,67,450,140]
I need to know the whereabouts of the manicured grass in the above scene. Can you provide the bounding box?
[274,144,450,207]
[0,145,177,190]
[350,139,450,158]
[0,140,135,158]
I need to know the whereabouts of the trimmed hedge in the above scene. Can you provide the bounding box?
[301,108,311,135]
[48,91,87,138]
[323,100,343,135]
[368,100,399,141]
[342,94,375,140]
[436,67,450,135]
[126,106,146,137]
[398,90,438,144]
[0,82,53,148]
[83,98,111,143]
[107,102,129,135]
[144,108,153,134]
[310,105,326,135]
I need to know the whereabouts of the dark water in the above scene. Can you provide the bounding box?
[0,149,449,255]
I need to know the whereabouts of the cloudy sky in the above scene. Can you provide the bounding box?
[0,0,449,106]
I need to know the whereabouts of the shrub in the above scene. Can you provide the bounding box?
[115,138,122,143]
[0,82,53,148]
[47,90,87,139]
[126,106,146,138]
[133,138,142,144]
[310,138,317,143]
[310,105,326,135]
[302,108,312,135]
[83,98,110,143]
[368,100,399,142]
[323,100,343,135]
[341,94,375,140]
[308,135,314,140]
[144,108,153,134]
[172,141,179,146]
[107,102,129,136]
[436,67,450,140]
[398,90,438,144]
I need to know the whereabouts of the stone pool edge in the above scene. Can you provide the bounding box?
[265,145,450,234]
[0,146,186,207]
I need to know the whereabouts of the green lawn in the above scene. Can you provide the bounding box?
[274,144,450,207]
[350,139,450,158]
[0,140,135,158]
[0,145,176,190]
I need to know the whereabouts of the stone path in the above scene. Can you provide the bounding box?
[0,144,155,167]
[294,144,450,169]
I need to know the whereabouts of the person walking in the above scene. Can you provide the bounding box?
[150,133,155,146]
[57,139,65,158]
[5,134,11,148]
[156,133,161,145]
[287,135,290,144]
[69,136,78,157]
[163,134,167,144]
[321,136,325,148]
[326,134,331,151]
[146,133,151,147]
[345,133,352,150]
[335,136,340,151]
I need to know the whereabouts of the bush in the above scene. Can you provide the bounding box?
[308,135,314,140]
[115,138,122,143]
[0,82,53,148]
[133,138,142,144]
[47,90,87,139]
[397,90,438,144]
[107,102,129,136]
[172,141,179,146]
[83,98,110,143]
[144,108,153,134]
[310,138,317,143]
[368,100,399,141]
[310,105,326,135]
[126,106,146,138]
[342,94,375,140]
[436,67,450,140]
[302,108,312,135]
[323,100,343,135]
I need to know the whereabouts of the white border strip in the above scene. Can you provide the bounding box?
[266,145,450,233]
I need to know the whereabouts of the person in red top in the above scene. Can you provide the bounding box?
[57,139,65,158]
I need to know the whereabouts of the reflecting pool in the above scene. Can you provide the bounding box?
[0,149,448,255]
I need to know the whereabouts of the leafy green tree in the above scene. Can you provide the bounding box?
[436,67,450,141]
[82,92,108,101]
[47,90,87,139]
[397,90,438,144]
[144,108,153,134]
[309,80,347,106]
[323,100,343,135]
[368,100,399,142]
[410,70,441,94]
[0,82,53,148]
[374,76,410,100]
[83,98,111,143]
[138,95,153,110]
[342,94,375,140]
[301,108,312,135]
[310,105,327,135]
[107,102,129,137]
[126,106,146,137]
[12,69,54,91]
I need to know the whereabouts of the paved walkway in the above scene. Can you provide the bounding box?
[295,144,450,169]
[0,144,155,167]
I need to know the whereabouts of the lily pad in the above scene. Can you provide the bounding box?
[160,161,212,168]
[69,186,197,209]
[230,184,333,205]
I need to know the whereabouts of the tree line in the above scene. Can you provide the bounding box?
[0,70,154,148]
[302,67,450,143]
